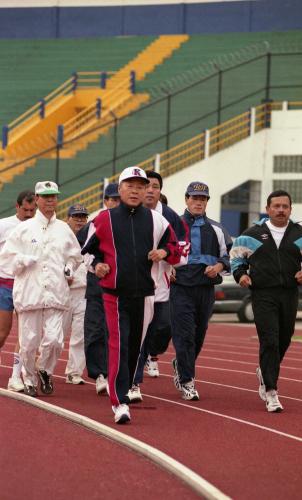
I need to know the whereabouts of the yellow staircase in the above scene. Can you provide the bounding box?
[0,34,189,186]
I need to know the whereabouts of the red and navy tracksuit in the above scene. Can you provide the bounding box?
[231,219,302,391]
[82,201,181,406]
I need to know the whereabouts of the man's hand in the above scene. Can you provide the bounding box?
[204,263,223,279]
[95,263,110,278]
[148,249,168,262]
[64,265,74,284]
[239,274,252,288]
[170,268,176,283]
[295,270,302,284]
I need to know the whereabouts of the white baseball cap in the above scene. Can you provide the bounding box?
[35,181,60,195]
[118,166,149,185]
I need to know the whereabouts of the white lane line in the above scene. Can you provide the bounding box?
[204,343,302,356]
[157,373,302,403]
[159,361,302,383]
[0,389,231,500]
[2,363,302,403]
[207,335,302,347]
[141,393,302,443]
[198,356,302,372]
[202,348,302,363]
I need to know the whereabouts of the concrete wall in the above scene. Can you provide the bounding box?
[163,108,302,224]
[0,1,302,38]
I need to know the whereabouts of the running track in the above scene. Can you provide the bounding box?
[1,319,302,499]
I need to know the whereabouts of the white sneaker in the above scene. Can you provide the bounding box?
[266,390,283,412]
[66,374,85,385]
[172,358,182,391]
[7,376,24,392]
[256,367,266,401]
[96,374,107,394]
[145,355,159,377]
[112,404,131,424]
[128,384,143,403]
[181,380,199,401]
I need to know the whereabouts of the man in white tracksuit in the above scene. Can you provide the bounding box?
[63,204,89,385]
[0,181,82,397]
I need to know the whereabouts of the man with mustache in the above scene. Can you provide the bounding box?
[231,190,302,413]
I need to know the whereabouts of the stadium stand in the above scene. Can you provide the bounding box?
[1,30,302,214]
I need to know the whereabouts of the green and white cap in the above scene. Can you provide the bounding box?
[35,181,60,195]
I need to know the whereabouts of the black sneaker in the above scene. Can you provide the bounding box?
[24,384,38,397]
[38,370,54,394]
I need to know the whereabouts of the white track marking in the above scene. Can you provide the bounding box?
[159,361,302,381]
[0,389,231,500]
[157,373,302,403]
[141,394,302,443]
[202,348,302,363]
[198,356,302,372]
[2,362,302,402]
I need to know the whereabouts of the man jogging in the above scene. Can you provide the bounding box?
[231,189,302,413]
[83,166,182,424]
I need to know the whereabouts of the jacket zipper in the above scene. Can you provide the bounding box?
[130,209,138,295]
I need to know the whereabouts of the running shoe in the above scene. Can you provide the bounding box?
[128,384,143,403]
[112,404,131,424]
[96,374,107,394]
[7,376,24,392]
[172,358,181,391]
[145,355,159,377]
[23,384,38,397]
[181,380,199,401]
[38,370,54,394]
[266,390,283,413]
[66,374,85,385]
[256,367,267,401]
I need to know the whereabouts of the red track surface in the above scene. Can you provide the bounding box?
[1,320,302,499]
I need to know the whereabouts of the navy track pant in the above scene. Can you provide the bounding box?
[170,283,215,384]
[84,296,108,380]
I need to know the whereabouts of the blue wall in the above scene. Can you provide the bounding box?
[0,1,301,38]
[0,0,302,38]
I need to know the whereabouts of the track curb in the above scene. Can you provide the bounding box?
[0,388,231,500]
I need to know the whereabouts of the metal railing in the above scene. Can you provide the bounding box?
[63,73,135,141]
[56,100,300,219]
[1,71,117,149]
[1,46,302,217]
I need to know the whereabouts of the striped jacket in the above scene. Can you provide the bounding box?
[82,201,182,298]
[231,219,302,289]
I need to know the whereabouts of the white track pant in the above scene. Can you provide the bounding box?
[18,308,64,386]
[63,288,86,377]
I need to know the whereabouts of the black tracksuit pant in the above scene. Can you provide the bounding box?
[84,272,108,380]
[170,283,215,384]
[252,287,298,391]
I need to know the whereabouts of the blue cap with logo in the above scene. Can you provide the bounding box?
[67,204,89,217]
[185,181,210,199]
[104,183,120,198]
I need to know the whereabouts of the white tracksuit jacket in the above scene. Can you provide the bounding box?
[0,209,82,312]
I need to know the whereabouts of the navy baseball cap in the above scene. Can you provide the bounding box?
[104,183,120,198]
[67,204,89,217]
[185,181,210,199]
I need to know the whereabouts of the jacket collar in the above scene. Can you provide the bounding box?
[119,201,144,215]
[35,209,56,225]
[183,208,206,224]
